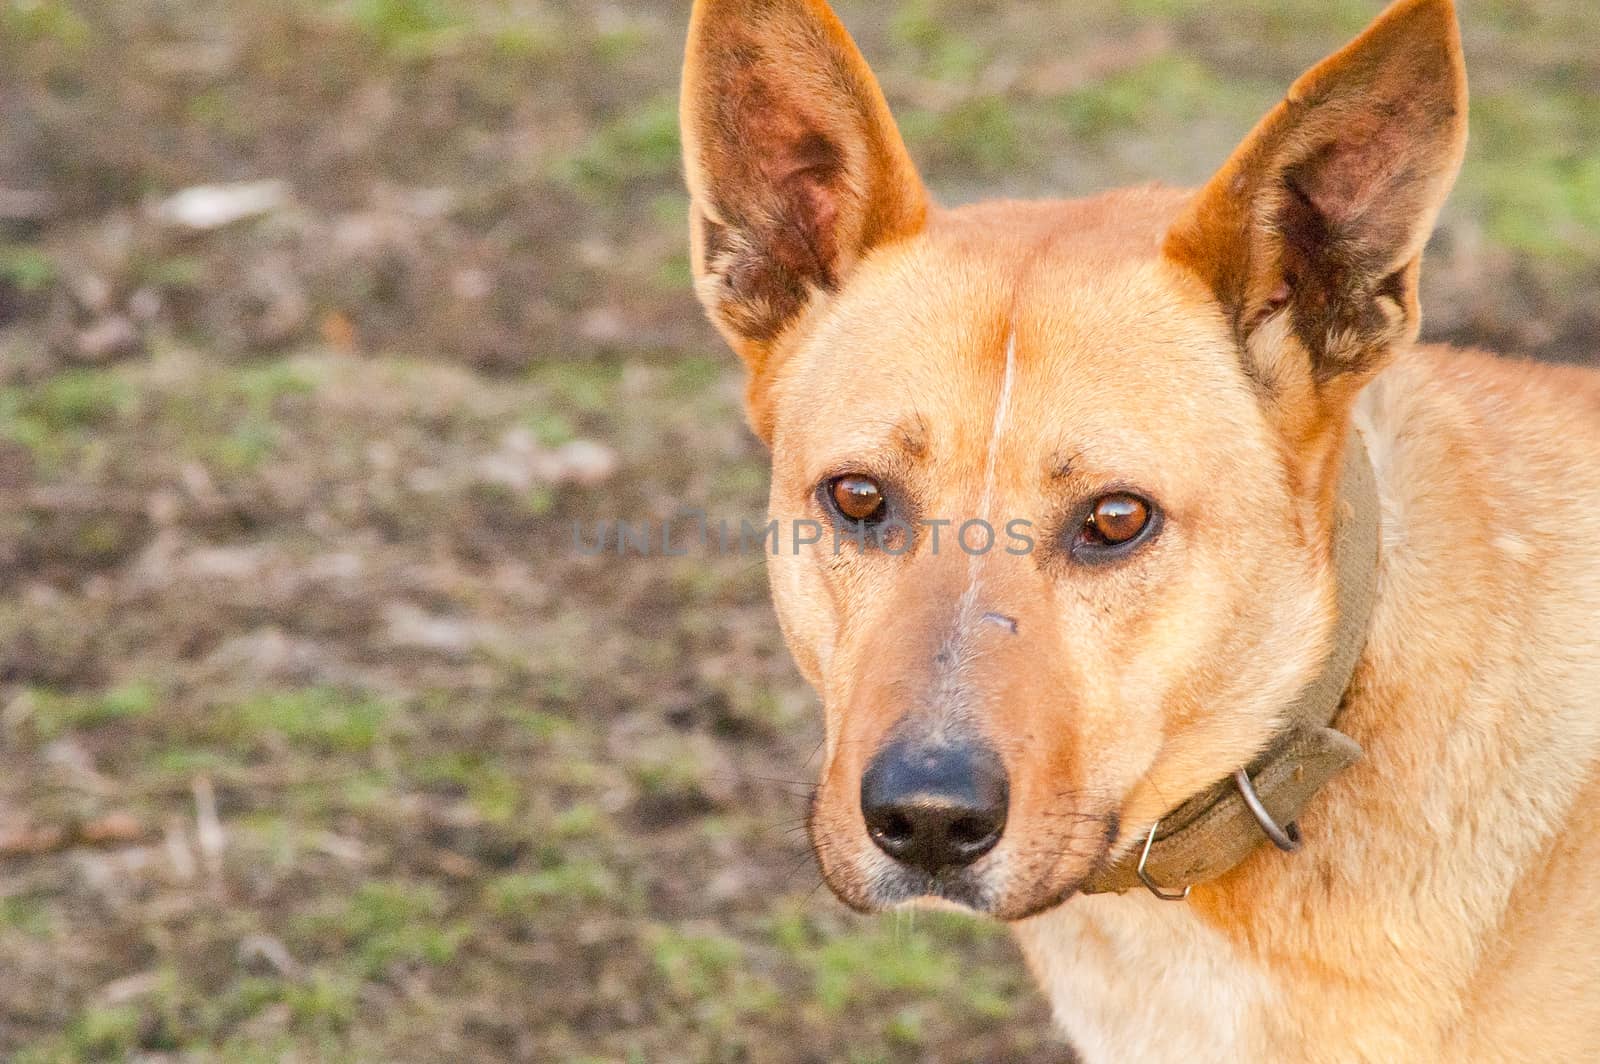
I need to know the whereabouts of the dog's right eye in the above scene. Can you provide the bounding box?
[827,475,887,524]
[1084,494,1151,546]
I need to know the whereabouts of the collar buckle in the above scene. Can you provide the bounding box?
[1135,819,1192,901]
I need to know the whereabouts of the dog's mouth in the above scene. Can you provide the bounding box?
[848,862,1000,915]
[810,801,1122,922]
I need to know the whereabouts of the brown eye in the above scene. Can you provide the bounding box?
[1084,494,1152,546]
[829,475,886,523]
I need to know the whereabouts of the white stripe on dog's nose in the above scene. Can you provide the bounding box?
[926,325,1020,721]
[923,326,1020,737]
[955,327,1018,623]
[977,327,1018,526]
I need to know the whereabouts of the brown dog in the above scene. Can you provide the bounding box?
[680,0,1600,1058]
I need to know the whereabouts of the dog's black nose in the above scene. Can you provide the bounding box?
[860,737,1008,873]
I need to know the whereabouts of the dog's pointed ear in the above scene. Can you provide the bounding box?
[681,0,929,439]
[1165,0,1467,449]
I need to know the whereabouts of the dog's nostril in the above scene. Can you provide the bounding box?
[873,810,914,845]
[948,815,993,848]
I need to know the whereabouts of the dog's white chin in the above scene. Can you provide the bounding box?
[895,895,982,915]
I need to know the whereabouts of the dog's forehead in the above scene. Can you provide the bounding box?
[777,198,1258,473]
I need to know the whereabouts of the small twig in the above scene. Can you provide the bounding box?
[192,776,226,887]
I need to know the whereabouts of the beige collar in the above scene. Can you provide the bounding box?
[1083,430,1381,899]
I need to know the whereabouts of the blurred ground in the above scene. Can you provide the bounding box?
[0,0,1595,1061]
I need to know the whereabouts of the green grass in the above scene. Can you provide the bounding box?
[628,735,714,801]
[524,409,576,447]
[207,418,281,473]
[152,357,324,475]
[557,96,682,196]
[345,0,468,56]
[1,369,133,435]
[1458,91,1600,260]
[770,906,1021,1018]
[592,20,652,65]
[486,859,621,913]
[0,368,133,473]
[15,966,364,1060]
[415,751,521,823]
[132,252,205,291]
[490,21,560,62]
[548,802,605,839]
[284,970,361,1034]
[15,1004,142,1063]
[901,96,1026,176]
[1052,54,1236,141]
[24,682,157,740]
[225,688,395,754]
[1115,0,1371,23]
[0,896,54,939]
[648,923,754,1005]
[231,360,321,412]
[0,0,88,48]
[144,747,243,781]
[532,360,623,415]
[298,880,467,979]
[890,0,986,83]
[0,244,56,293]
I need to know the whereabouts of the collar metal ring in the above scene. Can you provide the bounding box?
[1233,767,1303,853]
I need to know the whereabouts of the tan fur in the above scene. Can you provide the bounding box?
[680,0,1600,1059]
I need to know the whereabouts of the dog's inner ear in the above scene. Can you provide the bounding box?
[1166,0,1468,410]
[681,0,928,435]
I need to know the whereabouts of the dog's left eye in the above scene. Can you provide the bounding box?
[1085,494,1150,544]
[828,475,887,524]
[1072,493,1158,560]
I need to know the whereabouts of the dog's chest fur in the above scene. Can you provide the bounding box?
[1014,894,1275,1060]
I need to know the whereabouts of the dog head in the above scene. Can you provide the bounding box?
[681,0,1466,919]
